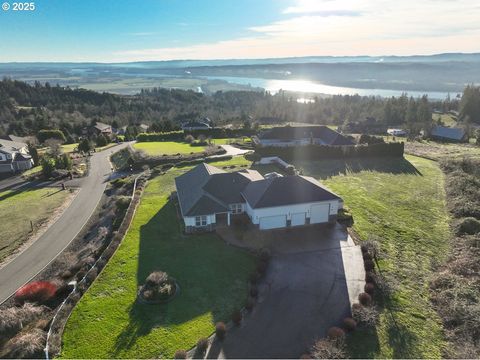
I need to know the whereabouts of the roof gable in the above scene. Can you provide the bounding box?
[431,126,466,140]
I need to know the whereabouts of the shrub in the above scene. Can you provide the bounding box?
[256,261,268,275]
[457,217,480,235]
[185,134,195,144]
[215,322,227,340]
[259,248,271,262]
[311,338,346,359]
[364,282,375,295]
[232,310,242,326]
[362,252,372,261]
[351,303,378,326]
[327,327,345,341]
[364,259,375,271]
[365,272,375,283]
[250,286,258,298]
[0,307,22,338]
[146,271,169,287]
[174,349,187,359]
[249,272,260,285]
[343,317,357,332]
[15,281,57,305]
[140,271,175,302]
[245,297,255,311]
[3,328,46,358]
[359,292,372,306]
[196,337,209,354]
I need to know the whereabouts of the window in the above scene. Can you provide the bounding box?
[195,215,207,227]
[229,203,243,214]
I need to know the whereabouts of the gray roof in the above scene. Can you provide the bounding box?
[0,139,27,154]
[431,126,466,141]
[8,135,28,143]
[175,164,264,217]
[242,175,340,209]
[94,122,112,131]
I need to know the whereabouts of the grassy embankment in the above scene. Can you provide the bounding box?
[0,186,70,262]
[295,155,450,358]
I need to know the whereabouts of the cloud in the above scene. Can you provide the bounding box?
[111,0,480,62]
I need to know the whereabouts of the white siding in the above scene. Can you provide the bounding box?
[291,212,306,226]
[246,199,340,227]
[310,204,330,224]
[184,214,216,227]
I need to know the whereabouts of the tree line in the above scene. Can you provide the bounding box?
[1,78,479,141]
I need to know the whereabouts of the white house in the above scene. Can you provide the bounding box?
[387,128,407,137]
[0,138,34,173]
[175,163,342,233]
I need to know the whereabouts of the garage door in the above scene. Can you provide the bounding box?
[291,212,306,227]
[259,215,287,230]
[310,204,330,224]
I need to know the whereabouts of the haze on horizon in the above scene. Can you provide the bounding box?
[0,0,479,63]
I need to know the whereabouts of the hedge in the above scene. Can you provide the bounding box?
[136,128,255,142]
[256,142,404,160]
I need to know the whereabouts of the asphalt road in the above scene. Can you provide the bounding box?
[0,143,130,304]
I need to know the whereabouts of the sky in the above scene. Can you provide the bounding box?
[0,0,479,62]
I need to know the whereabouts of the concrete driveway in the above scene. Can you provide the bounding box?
[209,226,365,359]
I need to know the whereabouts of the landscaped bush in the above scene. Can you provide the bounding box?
[256,261,268,275]
[174,349,187,359]
[456,217,480,235]
[215,322,227,340]
[365,272,375,283]
[351,303,378,327]
[245,297,255,311]
[327,327,345,341]
[311,338,346,359]
[364,259,375,271]
[3,328,46,358]
[256,142,404,160]
[15,281,57,305]
[343,317,357,332]
[138,271,176,303]
[232,310,242,326]
[364,282,375,295]
[196,337,209,354]
[0,303,47,339]
[359,292,372,306]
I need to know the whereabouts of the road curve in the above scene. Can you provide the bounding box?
[0,143,130,304]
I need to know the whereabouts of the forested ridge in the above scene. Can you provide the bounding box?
[0,78,478,139]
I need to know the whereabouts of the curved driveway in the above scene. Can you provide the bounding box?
[0,143,130,304]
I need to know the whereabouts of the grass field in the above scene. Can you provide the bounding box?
[295,155,450,358]
[61,160,256,358]
[133,142,206,156]
[404,140,480,160]
[0,186,70,262]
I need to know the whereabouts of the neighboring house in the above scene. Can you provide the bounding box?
[8,134,28,143]
[387,128,407,137]
[93,122,112,136]
[175,163,343,233]
[430,126,468,142]
[0,139,33,173]
[139,124,149,133]
[254,126,354,147]
[181,121,211,131]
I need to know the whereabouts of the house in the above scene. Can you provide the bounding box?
[387,128,407,137]
[0,139,34,173]
[430,126,468,142]
[181,121,211,131]
[253,126,354,147]
[93,122,112,136]
[175,163,343,233]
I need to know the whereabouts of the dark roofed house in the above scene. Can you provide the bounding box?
[175,163,343,233]
[430,126,468,142]
[0,138,33,173]
[254,126,354,147]
[93,122,112,136]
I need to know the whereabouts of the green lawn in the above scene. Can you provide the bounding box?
[61,164,255,358]
[133,142,206,156]
[61,143,78,153]
[296,155,450,358]
[0,186,70,261]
